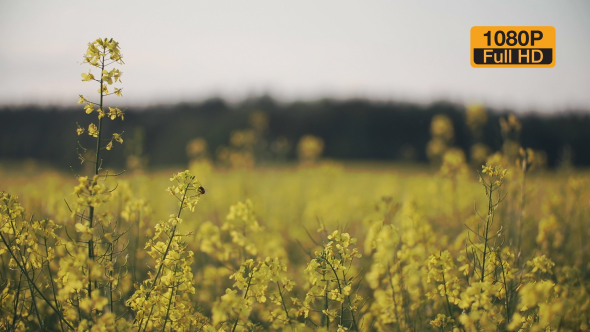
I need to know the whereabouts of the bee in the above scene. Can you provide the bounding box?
[197,186,206,195]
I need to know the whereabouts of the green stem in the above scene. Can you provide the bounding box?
[481,183,494,282]
[498,251,511,328]
[387,263,403,332]
[231,272,253,332]
[44,236,65,332]
[26,272,45,331]
[516,171,526,263]
[133,211,141,284]
[326,259,359,332]
[86,48,106,302]
[161,267,178,332]
[11,272,23,331]
[276,281,291,323]
[137,181,191,332]
[109,243,114,314]
[0,232,75,331]
[440,268,454,320]
[323,271,329,329]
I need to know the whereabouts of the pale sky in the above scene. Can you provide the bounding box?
[1,0,589,112]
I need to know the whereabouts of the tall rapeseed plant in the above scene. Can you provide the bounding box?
[59,37,129,330]
[127,170,207,331]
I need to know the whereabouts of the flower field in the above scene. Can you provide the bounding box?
[0,38,588,332]
[1,158,589,331]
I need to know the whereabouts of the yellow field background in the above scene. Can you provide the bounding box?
[1,36,588,332]
[2,157,588,331]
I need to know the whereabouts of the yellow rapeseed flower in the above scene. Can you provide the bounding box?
[88,123,98,137]
[81,71,94,81]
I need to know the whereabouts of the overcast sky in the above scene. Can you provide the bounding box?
[1,0,589,112]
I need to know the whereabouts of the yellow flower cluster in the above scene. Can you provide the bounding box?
[196,199,285,264]
[72,175,110,213]
[212,257,295,330]
[84,38,123,66]
[481,164,509,179]
[166,170,204,212]
[4,37,590,332]
[3,158,590,331]
[426,251,461,306]
[439,148,468,180]
[301,230,363,330]
[364,200,437,331]
[77,38,124,154]
[127,170,207,332]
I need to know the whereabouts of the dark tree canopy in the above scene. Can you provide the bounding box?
[1,97,588,169]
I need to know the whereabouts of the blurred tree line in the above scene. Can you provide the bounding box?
[1,96,589,169]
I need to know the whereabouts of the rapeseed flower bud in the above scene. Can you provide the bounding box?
[88,123,98,137]
[84,103,94,114]
[81,71,94,81]
[76,123,85,135]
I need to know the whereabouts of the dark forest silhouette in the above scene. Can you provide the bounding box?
[1,96,589,169]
